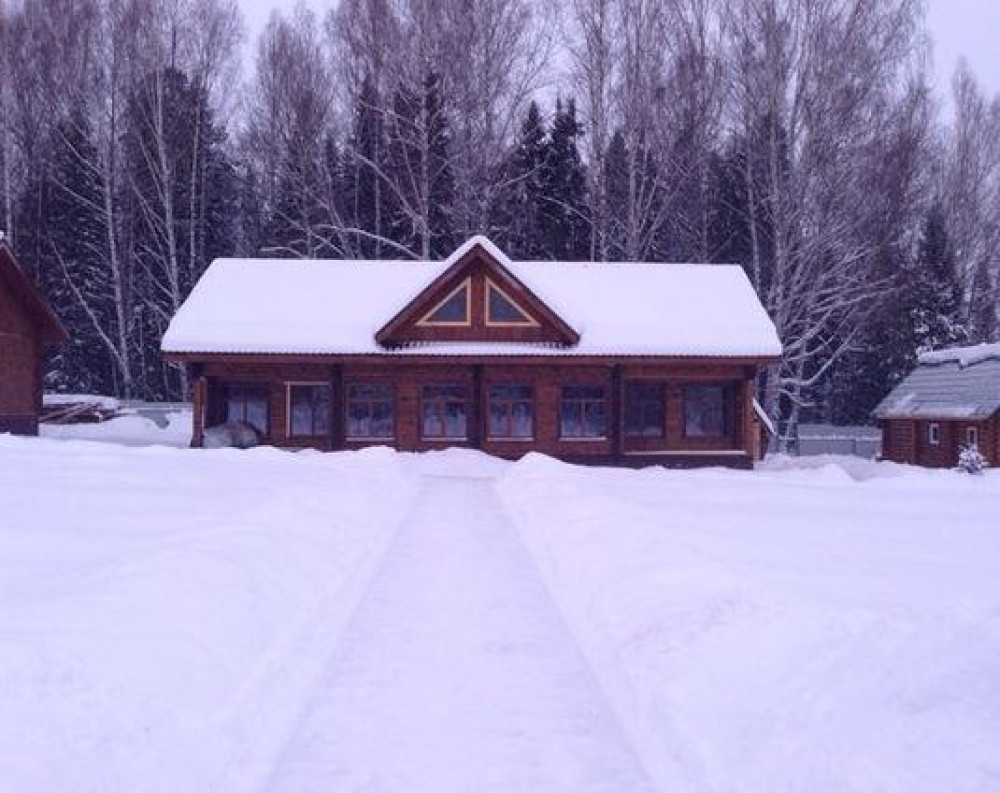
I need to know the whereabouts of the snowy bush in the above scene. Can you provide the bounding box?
[955,444,989,474]
[203,421,260,449]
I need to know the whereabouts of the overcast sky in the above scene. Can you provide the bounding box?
[238,0,1000,100]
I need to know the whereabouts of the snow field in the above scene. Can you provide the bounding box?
[2,428,999,792]
[498,453,1000,792]
[0,436,417,792]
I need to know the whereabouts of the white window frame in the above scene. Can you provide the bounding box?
[966,426,979,447]
[927,422,940,445]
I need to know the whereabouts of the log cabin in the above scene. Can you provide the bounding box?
[875,343,1000,467]
[162,236,782,467]
[0,238,68,435]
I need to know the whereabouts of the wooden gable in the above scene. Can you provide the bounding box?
[0,243,67,346]
[375,242,579,347]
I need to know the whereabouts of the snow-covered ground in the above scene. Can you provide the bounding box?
[0,430,998,791]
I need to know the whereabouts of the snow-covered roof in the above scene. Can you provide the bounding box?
[874,343,1000,420]
[917,342,1000,368]
[162,236,782,359]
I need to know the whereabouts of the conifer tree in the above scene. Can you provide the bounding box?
[539,98,589,260]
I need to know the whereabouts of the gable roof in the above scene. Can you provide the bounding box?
[374,236,579,346]
[874,343,1000,420]
[161,236,782,359]
[0,241,68,345]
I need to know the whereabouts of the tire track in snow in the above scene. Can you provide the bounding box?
[265,475,656,793]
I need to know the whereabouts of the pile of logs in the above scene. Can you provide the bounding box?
[41,397,119,425]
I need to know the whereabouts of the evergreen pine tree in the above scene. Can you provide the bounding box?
[494,101,546,259]
[539,97,589,260]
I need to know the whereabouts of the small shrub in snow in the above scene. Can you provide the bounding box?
[955,444,989,474]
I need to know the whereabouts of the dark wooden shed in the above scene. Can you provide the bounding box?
[875,343,1000,467]
[0,240,68,435]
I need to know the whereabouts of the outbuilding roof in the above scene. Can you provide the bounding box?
[0,241,68,345]
[161,236,782,359]
[874,343,1000,420]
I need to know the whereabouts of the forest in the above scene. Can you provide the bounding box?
[0,0,997,441]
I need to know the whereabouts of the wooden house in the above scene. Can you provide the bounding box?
[875,343,1000,467]
[0,239,68,435]
[162,237,781,467]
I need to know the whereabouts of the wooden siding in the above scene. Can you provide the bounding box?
[0,269,41,434]
[193,358,760,468]
[880,416,999,468]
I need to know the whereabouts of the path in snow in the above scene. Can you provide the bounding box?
[266,474,655,793]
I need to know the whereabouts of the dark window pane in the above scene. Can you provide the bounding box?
[585,401,607,437]
[424,284,469,323]
[346,383,394,440]
[224,384,269,435]
[421,385,468,439]
[624,382,665,438]
[685,385,729,437]
[487,385,533,439]
[289,385,330,437]
[510,402,533,438]
[560,402,583,438]
[488,285,532,324]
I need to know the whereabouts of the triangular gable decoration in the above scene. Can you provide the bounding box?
[486,279,537,326]
[418,279,471,326]
[375,237,579,347]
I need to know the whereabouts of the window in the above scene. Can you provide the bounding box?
[928,422,940,445]
[684,385,732,438]
[419,280,470,325]
[288,384,331,437]
[346,384,395,440]
[488,385,533,439]
[966,426,979,447]
[486,280,535,325]
[422,386,469,439]
[560,386,607,439]
[224,383,269,434]
[624,382,665,438]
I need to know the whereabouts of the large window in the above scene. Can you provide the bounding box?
[684,384,732,438]
[346,384,395,440]
[560,386,607,439]
[288,384,331,438]
[488,385,533,439]
[224,383,269,435]
[422,385,470,439]
[624,382,665,438]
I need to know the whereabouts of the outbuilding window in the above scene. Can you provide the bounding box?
[624,382,665,438]
[223,383,269,435]
[346,384,395,440]
[684,384,732,438]
[560,386,607,439]
[422,386,469,439]
[288,384,331,437]
[928,422,940,445]
[488,385,533,439]
[966,426,979,447]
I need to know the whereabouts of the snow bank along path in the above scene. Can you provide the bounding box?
[266,471,655,792]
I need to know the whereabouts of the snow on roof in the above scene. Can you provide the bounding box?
[918,342,1000,368]
[874,350,1000,421]
[161,237,782,359]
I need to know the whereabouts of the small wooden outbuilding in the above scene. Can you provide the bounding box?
[0,239,68,435]
[875,343,1000,467]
